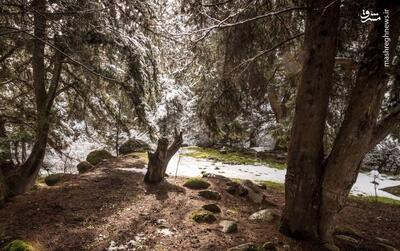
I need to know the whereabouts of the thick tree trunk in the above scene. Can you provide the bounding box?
[319,1,400,243]
[281,0,400,247]
[280,0,340,242]
[144,131,183,183]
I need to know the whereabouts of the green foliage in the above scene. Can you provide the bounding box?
[183,178,210,190]
[2,240,36,251]
[44,174,64,186]
[184,147,286,170]
[86,150,113,165]
[191,210,217,223]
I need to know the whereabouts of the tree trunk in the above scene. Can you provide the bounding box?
[281,0,400,247]
[144,130,183,183]
[318,1,400,243]
[280,0,340,242]
[7,0,64,196]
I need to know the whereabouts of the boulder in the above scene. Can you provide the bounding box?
[191,210,217,223]
[219,220,238,233]
[183,178,211,190]
[77,161,93,174]
[86,150,113,165]
[242,180,265,204]
[198,190,221,200]
[118,138,151,155]
[44,173,64,186]
[202,203,221,213]
[226,182,248,196]
[248,209,279,222]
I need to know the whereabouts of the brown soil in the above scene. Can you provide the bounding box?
[0,157,399,251]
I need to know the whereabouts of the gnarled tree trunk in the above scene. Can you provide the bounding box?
[144,130,183,183]
[281,0,400,247]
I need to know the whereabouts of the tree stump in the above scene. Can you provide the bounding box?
[144,130,183,183]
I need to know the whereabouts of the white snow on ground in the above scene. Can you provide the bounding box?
[160,150,400,200]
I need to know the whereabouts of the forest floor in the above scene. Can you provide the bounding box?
[1,155,400,251]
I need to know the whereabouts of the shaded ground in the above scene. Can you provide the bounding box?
[0,156,399,251]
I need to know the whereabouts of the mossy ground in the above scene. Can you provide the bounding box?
[183,147,286,170]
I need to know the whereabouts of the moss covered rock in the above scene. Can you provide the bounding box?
[3,240,37,251]
[191,210,217,223]
[44,173,64,186]
[86,150,113,165]
[77,161,93,174]
[202,203,221,213]
[118,139,151,155]
[183,178,210,190]
[198,190,221,200]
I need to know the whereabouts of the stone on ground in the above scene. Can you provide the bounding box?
[44,173,64,186]
[226,182,248,196]
[198,190,221,200]
[86,150,113,165]
[118,138,151,155]
[202,203,221,213]
[183,178,210,190]
[77,161,93,174]
[3,240,37,251]
[248,209,278,222]
[219,220,238,233]
[191,210,217,223]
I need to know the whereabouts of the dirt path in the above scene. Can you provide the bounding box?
[0,157,399,250]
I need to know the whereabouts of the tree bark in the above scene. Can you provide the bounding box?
[281,0,400,247]
[7,0,64,196]
[319,1,400,243]
[144,130,183,183]
[280,0,340,242]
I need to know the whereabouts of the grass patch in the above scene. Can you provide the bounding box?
[261,180,285,192]
[350,195,400,206]
[183,146,286,170]
[130,151,149,163]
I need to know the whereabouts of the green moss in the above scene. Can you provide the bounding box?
[191,210,217,223]
[77,161,93,174]
[260,180,285,192]
[350,195,400,206]
[44,173,64,186]
[86,150,113,165]
[183,147,286,170]
[2,240,37,251]
[183,178,210,189]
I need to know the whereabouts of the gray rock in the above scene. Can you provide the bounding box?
[219,220,238,233]
[226,183,248,196]
[248,209,278,222]
[202,203,221,213]
[198,190,221,200]
[242,180,265,204]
